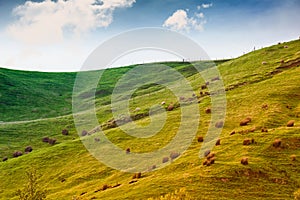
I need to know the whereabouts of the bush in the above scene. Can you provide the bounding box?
[215,139,221,146]
[81,130,88,136]
[126,148,131,154]
[15,168,47,200]
[42,137,49,143]
[241,157,248,165]
[2,156,8,162]
[48,139,56,145]
[147,188,192,200]
[197,136,203,143]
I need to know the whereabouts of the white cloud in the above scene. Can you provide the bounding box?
[202,3,213,9]
[163,9,206,32]
[197,5,201,10]
[6,0,136,45]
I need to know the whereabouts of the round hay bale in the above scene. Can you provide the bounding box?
[291,155,297,161]
[162,157,169,163]
[273,139,281,148]
[81,130,88,136]
[243,139,251,145]
[170,152,180,160]
[207,152,215,160]
[240,117,251,126]
[230,131,236,136]
[161,101,166,105]
[2,157,8,162]
[62,129,69,135]
[197,136,204,143]
[42,137,49,143]
[287,120,295,127]
[215,139,221,146]
[205,108,211,114]
[241,157,248,165]
[204,150,211,157]
[215,121,224,129]
[167,104,174,111]
[24,146,33,153]
[13,151,23,158]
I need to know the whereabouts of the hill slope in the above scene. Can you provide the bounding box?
[0,40,300,199]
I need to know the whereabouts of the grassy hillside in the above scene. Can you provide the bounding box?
[0,39,300,199]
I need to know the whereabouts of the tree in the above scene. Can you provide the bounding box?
[16,168,47,200]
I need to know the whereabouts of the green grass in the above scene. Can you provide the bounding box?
[0,39,300,199]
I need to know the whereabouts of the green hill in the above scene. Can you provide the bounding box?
[0,39,300,199]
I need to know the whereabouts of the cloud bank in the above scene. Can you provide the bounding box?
[6,0,136,44]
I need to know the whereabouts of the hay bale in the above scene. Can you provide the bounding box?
[249,127,256,132]
[201,85,207,90]
[170,152,180,160]
[230,131,236,136]
[2,157,8,162]
[204,150,211,157]
[48,139,56,145]
[243,139,251,145]
[215,139,221,146]
[273,139,281,148]
[291,155,297,161]
[42,137,49,143]
[262,61,267,65]
[209,157,216,164]
[240,117,251,126]
[202,159,208,166]
[284,45,288,48]
[207,152,215,160]
[205,108,211,114]
[62,129,69,135]
[161,101,166,105]
[81,130,88,136]
[261,127,268,132]
[162,157,169,163]
[287,120,295,127]
[13,151,23,158]
[215,121,224,128]
[197,136,204,143]
[167,104,174,111]
[134,107,141,112]
[241,157,248,165]
[199,91,203,96]
[24,146,33,153]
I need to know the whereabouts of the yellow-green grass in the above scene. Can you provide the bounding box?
[0,39,299,199]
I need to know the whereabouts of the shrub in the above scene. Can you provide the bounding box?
[62,129,69,135]
[15,168,47,200]
[215,139,221,146]
[287,120,295,127]
[126,148,131,154]
[102,184,108,191]
[147,188,192,200]
[2,156,8,162]
[133,172,142,179]
[201,85,207,90]
[162,157,169,163]
[241,157,248,165]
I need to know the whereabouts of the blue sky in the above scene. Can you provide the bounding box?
[0,0,299,71]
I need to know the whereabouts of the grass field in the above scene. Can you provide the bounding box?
[0,39,300,199]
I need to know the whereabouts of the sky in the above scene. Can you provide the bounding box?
[0,0,299,72]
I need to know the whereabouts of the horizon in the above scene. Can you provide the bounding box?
[0,0,300,72]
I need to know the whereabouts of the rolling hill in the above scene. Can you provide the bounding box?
[0,39,300,199]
